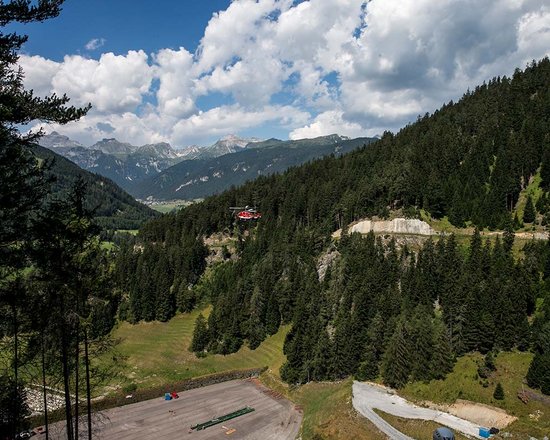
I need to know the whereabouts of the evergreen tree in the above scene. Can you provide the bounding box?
[523,195,536,223]
[431,317,454,380]
[356,347,379,381]
[190,313,209,353]
[0,3,89,436]
[493,382,505,400]
[311,329,333,381]
[526,322,550,394]
[382,320,412,388]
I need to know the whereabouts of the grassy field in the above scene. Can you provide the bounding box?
[401,352,550,439]
[375,410,470,440]
[115,229,139,235]
[295,379,386,440]
[148,200,197,214]
[100,307,289,390]
[260,373,386,440]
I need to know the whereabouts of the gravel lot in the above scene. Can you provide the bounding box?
[46,379,301,440]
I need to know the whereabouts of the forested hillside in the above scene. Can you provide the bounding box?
[116,58,550,393]
[31,144,158,230]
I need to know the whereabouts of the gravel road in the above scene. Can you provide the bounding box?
[352,381,483,439]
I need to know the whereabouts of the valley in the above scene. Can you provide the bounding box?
[2,3,550,440]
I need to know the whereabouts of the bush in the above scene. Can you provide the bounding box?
[122,383,137,394]
[493,382,505,400]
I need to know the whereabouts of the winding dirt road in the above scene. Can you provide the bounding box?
[352,381,483,439]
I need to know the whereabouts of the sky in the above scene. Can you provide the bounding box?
[11,0,550,148]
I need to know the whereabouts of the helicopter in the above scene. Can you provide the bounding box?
[229,205,262,221]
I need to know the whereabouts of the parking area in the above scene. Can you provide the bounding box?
[47,379,301,440]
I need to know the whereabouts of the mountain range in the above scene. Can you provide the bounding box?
[133,135,375,200]
[40,132,376,201]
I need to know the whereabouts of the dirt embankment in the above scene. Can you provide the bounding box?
[423,399,517,429]
[333,218,437,238]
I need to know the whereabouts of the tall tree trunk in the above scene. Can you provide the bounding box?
[12,300,18,440]
[42,334,49,440]
[84,329,92,440]
[62,326,74,440]
[74,325,79,440]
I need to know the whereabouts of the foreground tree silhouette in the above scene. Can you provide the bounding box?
[0,1,89,438]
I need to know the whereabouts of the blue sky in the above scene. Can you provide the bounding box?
[14,0,231,61]
[14,0,550,148]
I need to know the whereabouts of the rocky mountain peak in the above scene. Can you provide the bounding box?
[38,132,83,149]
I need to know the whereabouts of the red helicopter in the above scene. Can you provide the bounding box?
[229,205,262,221]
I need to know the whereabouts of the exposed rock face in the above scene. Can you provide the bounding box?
[317,248,340,281]
[38,131,83,149]
[333,218,437,238]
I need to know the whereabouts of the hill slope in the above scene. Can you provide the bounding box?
[133,135,375,200]
[115,59,550,417]
[31,144,158,230]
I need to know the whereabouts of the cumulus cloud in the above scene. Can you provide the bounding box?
[290,110,365,140]
[20,0,550,146]
[21,51,154,114]
[341,0,550,130]
[85,38,106,51]
[171,104,309,145]
[154,48,196,118]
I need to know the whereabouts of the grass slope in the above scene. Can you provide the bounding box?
[375,410,470,440]
[101,307,288,389]
[401,352,550,438]
[99,312,550,439]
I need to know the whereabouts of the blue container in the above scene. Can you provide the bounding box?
[479,427,490,438]
[164,392,172,400]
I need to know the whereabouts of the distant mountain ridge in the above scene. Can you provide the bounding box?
[133,135,376,201]
[39,132,374,201]
[38,133,265,189]
[29,144,158,230]
[39,134,189,191]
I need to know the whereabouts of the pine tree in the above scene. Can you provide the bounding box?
[493,382,505,400]
[190,314,209,353]
[311,329,333,381]
[431,318,454,380]
[0,3,89,436]
[523,195,536,223]
[526,322,550,394]
[382,320,412,388]
[356,346,379,381]
[410,308,434,381]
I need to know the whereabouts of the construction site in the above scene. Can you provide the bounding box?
[46,379,302,440]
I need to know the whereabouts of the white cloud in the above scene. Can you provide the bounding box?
[171,104,310,145]
[85,38,106,51]
[21,51,154,114]
[20,0,550,147]
[154,48,196,118]
[290,110,364,140]
[18,55,60,97]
